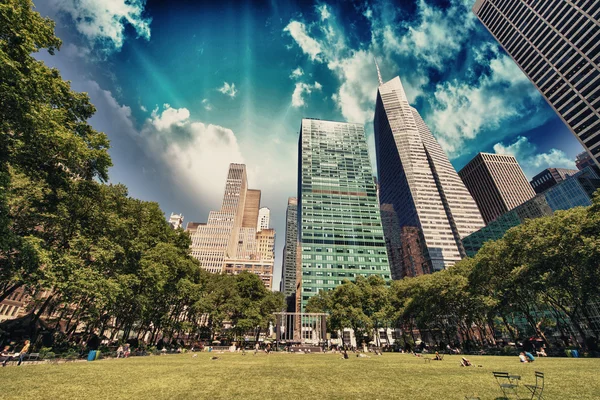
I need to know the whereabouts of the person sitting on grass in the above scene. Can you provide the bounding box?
[525,351,535,362]
[434,351,442,360]
[536,347,547,357]
[1,346,12,367]
[460,357,472,367]
[519,352,528,363]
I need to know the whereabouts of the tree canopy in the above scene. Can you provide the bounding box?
[308,193,600,352]
[0,0,283,349]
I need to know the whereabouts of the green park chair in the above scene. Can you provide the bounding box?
[524,371,545,400]
[493,371,520,399]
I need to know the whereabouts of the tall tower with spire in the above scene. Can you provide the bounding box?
[374,57,383,86]
[374,74,484,274]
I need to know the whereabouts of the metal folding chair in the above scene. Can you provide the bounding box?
[493,371,520,399]
[524,371,545,400]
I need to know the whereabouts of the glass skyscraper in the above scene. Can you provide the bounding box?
[297,118,390,310]
[374,76,485,273]
[473,0,600,168]
[280,197,298,299]
[462,166,600,256]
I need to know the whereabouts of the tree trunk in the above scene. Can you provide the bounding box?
[32,293,54,324]
[500,314,517,342]
[0,282,22,303]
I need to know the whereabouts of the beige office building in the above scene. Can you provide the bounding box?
[459,153,536,224]
[374,74,485,272]
[186,164,275,288]
[473,0,600,168]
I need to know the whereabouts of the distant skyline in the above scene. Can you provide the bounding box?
[33,0,584,289]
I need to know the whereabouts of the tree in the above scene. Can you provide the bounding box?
[1,0,111,302]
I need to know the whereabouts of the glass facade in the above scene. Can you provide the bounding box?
[280,197,298,298]
[473,0,600,168]
[298,119,390,311]
[463,166,600,256]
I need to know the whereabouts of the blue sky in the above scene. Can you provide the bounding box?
[33,0,583,289]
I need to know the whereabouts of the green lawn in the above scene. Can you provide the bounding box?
[1,352,597,399]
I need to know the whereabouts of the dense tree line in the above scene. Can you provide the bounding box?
[308,193,600,353]
[0,0,283,348]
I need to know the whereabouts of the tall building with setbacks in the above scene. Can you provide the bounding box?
[186,163,275,288]
[374,74,484,273]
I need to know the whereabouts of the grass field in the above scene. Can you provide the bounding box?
[1,352,598,399]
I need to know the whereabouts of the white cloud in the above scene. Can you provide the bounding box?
[291,81,322,107]
[141,105,244,206]
[202,98,213,111]
[428,48,547,158]
[388,0,476,69]
[80,81,295,213]
[84,80,134,128]
[51,0,151,52]
[62,43,91,59]
[329,50,379,123]
[317,4,331,21]
[217,82,237,98]
[283,7,398,124]
[150,104,190,131]
[493,136,577,178]
[284,21,323,62]
[290,67,304,79]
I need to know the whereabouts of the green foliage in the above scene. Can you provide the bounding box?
[0,0,282,350]
[309,190,600,350]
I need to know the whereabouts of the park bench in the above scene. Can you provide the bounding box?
[2,353,41,365]
[25,353,40,362]
[493,371,520,399]
[524,371,545,400]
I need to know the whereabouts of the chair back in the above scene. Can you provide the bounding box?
[534,371,544,388]
[493,372,509,379]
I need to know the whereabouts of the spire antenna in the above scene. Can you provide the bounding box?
[374,57,383,86]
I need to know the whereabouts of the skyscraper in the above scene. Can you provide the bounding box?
[187,164,275,288]
[379,204,403,279]
[168,213,184,229]
[374,75,485,273]
[257,207,270,231]
[463,166,600,256]
[576,150,596,170]
[459,153,536,224]
[280,197,298,300]
[298,118,390,310]
[530,167,579,194]
[473,0,600,168]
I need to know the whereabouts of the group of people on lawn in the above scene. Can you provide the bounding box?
[1,340,30,367]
